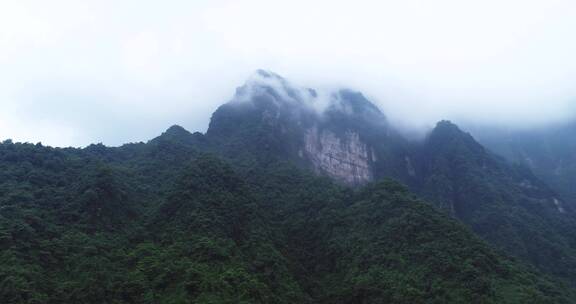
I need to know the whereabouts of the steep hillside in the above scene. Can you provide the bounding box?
[0,140,571,303]
[470,123,576,208]
[417,121,576,281]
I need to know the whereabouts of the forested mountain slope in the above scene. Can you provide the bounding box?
[0,140,572,303]
[2,70,576,303]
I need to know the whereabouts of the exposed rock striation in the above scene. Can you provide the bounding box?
[303,126,374,185]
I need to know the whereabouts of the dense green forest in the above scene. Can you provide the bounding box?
[1,137,574,303]
[3,72,576,303]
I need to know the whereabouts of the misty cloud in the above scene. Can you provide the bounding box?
[1,0,575,146]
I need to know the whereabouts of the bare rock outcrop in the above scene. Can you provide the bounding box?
[303,126,374,185]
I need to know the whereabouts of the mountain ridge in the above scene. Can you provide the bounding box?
[195,71,576,286]
[2,70,576,302]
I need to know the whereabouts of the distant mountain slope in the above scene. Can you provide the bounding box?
[417,121,576,281]
[470,122,576,208]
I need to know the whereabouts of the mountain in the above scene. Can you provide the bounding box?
[417,121,576,281]
[2,70,576,302]
[0,139,571,303]
[207,70,412,186]
[202,71,576,286]
[470,122,576,208]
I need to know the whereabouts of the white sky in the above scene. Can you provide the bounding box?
[1,0,575,146]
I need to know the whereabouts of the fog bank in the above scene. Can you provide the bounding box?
[1,0,575,146]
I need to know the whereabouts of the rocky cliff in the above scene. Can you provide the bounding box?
[303,126,374,185]
[206,70,394,186]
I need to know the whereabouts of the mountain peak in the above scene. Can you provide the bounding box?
[327,89,385,120]
[252,69,284,80]
[232,70,313,109]
[424,120,490,159]
[243,69,288,88]
[431,120,469,138]
[436,120,459,127]
[164,125,190,136]
[149,124,200,146]
[232,71,386,124]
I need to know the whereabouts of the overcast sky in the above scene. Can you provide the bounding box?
[1,0,575,147]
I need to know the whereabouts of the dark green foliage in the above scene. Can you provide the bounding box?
[0,143,309,303]
[1,138,574,303]
[318,180,560,303]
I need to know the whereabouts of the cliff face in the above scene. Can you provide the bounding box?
[303,126,374,185]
